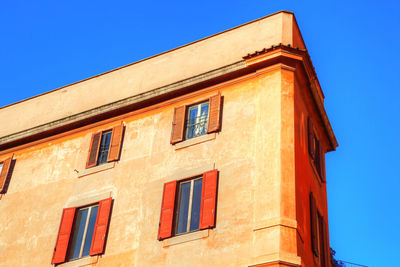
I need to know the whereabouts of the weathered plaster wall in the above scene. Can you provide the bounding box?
[0,12,304,138]
[0,66,300,267]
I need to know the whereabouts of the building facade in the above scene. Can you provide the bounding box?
[0,11,337,267]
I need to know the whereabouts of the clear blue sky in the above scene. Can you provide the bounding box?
[1,1,399,266]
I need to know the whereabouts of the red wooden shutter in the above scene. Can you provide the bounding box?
[319,146,326,182]
[107,124,124,162]
[207,93,222,133]
[52,207,76,264]
[310,192,319,256]
[322,218,329,267]
[0,157,12,193]
[158,181,177,240]
[90,197,112,256]
[308,117,315,160]
[199,169,218,229]
[86,132,102,168]
[170,106,186,144]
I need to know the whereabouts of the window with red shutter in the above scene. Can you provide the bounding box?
[0,157,13,193]
[158,169,219,240]
[86,125,124,169]
[52,198,113,264]
[308,117,325,183]
[170,93,222,145]
[310,192,319,256]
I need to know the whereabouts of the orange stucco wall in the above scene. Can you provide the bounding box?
[0,65,312,267]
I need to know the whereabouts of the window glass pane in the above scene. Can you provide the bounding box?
[186,102,209,139]
[189,178,203,231]
[186,106,198,139]
[199,103,209,135]
[97,131,112,165]
[82,206,98,257]
[176,182,191,234]
[69,208,89,260]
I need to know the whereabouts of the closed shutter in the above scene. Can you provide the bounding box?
[170,106,186,144]
[90,197,112,256]
[322,218,330,267]
[0,157,12,193]
[158,181,177,240]
[107,124,124,162]
[308,117,315,160]
[310,192,319,256]
[52,207,76,264]
[207,93,222,133]
[199,169,218,229]
[86,132,102,168]
[319,146,326,182]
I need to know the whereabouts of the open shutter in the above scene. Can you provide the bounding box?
[90,197,112,256]
[308,117,315,160]
[0,157,12,193]
[52,207,76,264]
[310,192,319,256]
[86,132,102,168]
[207,93,222,133]
[107,124,124,162]
[199,169,218,229]
[158,181,177,240]
[170,106,186,144]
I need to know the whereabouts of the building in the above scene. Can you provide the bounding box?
[0,11,338,267]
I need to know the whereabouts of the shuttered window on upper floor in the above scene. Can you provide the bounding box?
[171,93,222,145]
[308,117,325,182]
[86,124,124,169]
[0,157,13,194]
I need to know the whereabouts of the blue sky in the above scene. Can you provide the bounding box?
[1,1,399,266]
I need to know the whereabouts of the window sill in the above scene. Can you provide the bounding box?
[57,255,98,267]
[174,133,216,150]
[162,229,209,247]
[78,161,115,178]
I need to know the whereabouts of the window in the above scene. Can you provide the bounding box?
[51,198,112,264]
[86,124,124,169]
[0,157,13,194]
[158,169,218,240]
[308,117,325,182]
[186,102,209,140]
[310,192,329,266]
[97,131,112,165]
[176,177,203,234]
[170,93,222,144]
[68,205,99,260]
